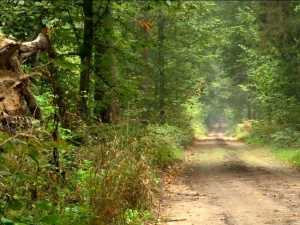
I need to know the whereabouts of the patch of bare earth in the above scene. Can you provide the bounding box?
[158,124,300,225]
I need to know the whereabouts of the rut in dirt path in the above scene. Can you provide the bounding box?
[161,123,300,225]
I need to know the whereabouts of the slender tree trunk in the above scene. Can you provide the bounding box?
[247,100,252,120]
[79,0,94,121]
[139,9,150,122]
[157,9,166,123]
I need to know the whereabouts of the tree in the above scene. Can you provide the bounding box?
[79,0,94,121]
[93,1,120,123]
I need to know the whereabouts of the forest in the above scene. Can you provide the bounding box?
[1,1,300,224]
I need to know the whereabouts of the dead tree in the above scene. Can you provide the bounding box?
[0,34,48,132]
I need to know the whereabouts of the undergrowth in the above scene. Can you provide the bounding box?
[236,120,300,167]
[0,118,190,225]
[271,148,300,167]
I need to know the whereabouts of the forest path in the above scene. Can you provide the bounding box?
[159,123,300,225]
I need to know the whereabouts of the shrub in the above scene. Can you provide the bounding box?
[141,124,186,165]
[270,128,300,149]
[236,120,252,140]
[242,121,278,145]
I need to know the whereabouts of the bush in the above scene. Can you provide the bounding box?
[242,121,278,145]
[236,121,252,140]
[141,124,186,165]
[182,97,209,137]
[270,128,300,149]
[241,120,300,149]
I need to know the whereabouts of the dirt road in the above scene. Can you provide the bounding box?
[160,124,300,225]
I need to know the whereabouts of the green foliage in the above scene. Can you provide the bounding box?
[183,96,209,137]
[40,215,60,224]
[142,124,186,165]
[122,209,151,225]
[0,0,56,39]
[243,121,300,150]
[272,148,300,167]
[0,130,70,225]
[242,121,277,145]
[0,121,164,225]
[71,123,163,224]
[236,122,249,140]
[270,128,300,149]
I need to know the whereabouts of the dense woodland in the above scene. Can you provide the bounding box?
[1,1,300,224]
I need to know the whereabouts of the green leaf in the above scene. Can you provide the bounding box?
[35,202,51,211]
[0,153,7,159]
[27,153,40,169]
[34,2,43,6]
[17,173,35,181]
[0,165,10,175]
[44,141,60,149]
[2,142,13,152]
[28,147,39,157]
[40,215,59,224]
[7,198,23,211]
[0,217,13,225]
[166,0,172,6]
[59,140,69,152]
[42,19,48,25]
[0,132,9,141]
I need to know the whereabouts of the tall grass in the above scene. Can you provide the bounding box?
[67,121,190,224]
[0,118,188,224]
[78,131,156,224]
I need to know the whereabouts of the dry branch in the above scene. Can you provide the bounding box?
[19,33,49,58]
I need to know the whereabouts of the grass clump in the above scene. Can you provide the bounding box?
[271,148,300,167]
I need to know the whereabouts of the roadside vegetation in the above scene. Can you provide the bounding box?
[0,109,198,224]
[1,1,210,224]
[237,121,300,168]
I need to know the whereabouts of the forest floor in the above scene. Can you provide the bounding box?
[158,123,300,225]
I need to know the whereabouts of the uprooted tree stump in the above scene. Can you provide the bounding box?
[0,34,49,133]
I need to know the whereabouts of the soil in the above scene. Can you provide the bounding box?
[158,123,300,225]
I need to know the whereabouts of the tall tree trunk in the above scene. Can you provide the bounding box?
[94,4,118,123]
[79,0,94,121]
[157,9,166,123]
[139,7,151,122]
